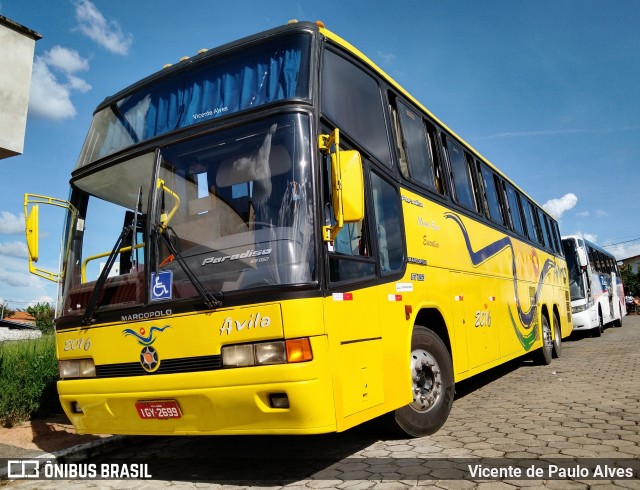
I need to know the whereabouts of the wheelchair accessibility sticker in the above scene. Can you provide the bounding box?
[151,271,172,301]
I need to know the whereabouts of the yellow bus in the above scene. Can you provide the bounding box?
[25,20,572,437]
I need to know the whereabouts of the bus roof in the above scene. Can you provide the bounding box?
[562,235,615,257]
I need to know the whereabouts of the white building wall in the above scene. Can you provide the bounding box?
[0,16,41,159]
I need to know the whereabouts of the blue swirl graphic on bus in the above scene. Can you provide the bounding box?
[444,212,557,351]
[123,325,170,346]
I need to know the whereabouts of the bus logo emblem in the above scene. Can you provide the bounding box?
[140,345,160,372]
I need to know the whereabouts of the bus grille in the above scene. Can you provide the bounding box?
[95,355,222,378]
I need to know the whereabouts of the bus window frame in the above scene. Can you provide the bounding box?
[320,46,393,170]
[390,96,438,193]
[502,181,526,237]
[442,135,480,213]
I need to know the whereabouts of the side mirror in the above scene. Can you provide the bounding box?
[26,205,39,262]
[320,129,364,242]
[24,194,77,282]
[331,149,364,223]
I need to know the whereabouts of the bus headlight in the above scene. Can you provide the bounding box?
[255,342,286,365]
[222,338,312,368]
[59,358,96,378]
[572,304,588,314]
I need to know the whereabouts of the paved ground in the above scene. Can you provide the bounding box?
[3,314,640,488]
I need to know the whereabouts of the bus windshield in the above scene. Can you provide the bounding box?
[562,238,585,301]
[60,114,315,319]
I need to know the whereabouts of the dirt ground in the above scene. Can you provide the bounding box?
[0,414,108,454]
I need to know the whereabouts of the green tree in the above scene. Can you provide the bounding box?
[620,264,640,296]
[25,302,55,334]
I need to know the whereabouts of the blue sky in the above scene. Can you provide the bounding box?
[1,0,639,310]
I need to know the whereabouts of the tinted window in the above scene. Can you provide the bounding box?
[480,165,505,226]
[542,214,557,252]
[322,50,391,166]
[396,102,436,190]
[371,173,404,273]
[536,209,550,248]
[446,138,476,211]
[504,183,525,236]
[522,200,539,243]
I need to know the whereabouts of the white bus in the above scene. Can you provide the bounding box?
[561,235,626,335]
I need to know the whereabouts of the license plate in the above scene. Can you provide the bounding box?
[135,400,182,419]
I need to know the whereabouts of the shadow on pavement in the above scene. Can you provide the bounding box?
[83,423,382,484]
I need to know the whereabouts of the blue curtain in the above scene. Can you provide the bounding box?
[116,45,302,143]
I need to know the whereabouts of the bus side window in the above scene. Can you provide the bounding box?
[444,137,478,212]
[542,213,556,253]
[389,104,410,179]
[321,49,392,167]
[428,123,447,196]
[504,182,525,236]
[522,199,539,244]
[553,221,563,254]
[535,208,550,249]
[394,100,437,192]
[587,246,596,271]
[478,162,506,227]
[371,172,404,273]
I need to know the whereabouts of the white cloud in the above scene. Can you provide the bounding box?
[0,241,27,258]
[75,0,133,55]
[613,243,640,261]
[0,211,24,235]
[595,209,608,218]
[378,51,396,64]
[572,231,598,243]
[25,295,55,308]
[0,271,33,288]
[577,211,590,217]
[42,45,89,74]
[67,74,92,93]
[542,193,578,219]
[29,47,92,121]
[29,58,77,120]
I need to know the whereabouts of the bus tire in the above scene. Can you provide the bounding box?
[534,315,553,365]
[552,312,562,358]
[613,304,622,328]
[593,312,603,337]
[391,325,454,437]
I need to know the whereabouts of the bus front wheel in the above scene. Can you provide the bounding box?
[391,326,454,437]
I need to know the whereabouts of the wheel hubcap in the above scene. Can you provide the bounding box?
[410,349,441,412]
[543,322,553,351]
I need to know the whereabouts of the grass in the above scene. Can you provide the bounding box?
[0,335,61,427]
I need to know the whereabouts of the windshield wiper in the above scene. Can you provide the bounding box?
[154,224,222,309]
[153,179,222,309]
[82,222,132,326]
[82,187,143,326]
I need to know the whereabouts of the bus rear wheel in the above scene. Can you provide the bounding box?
[552,312,562,358]
[391,326,454,437]
[534,315,553,365]
[613,304,623,328]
